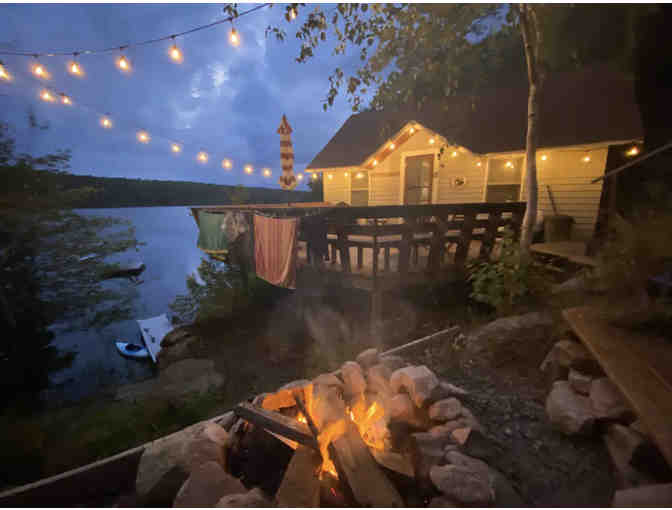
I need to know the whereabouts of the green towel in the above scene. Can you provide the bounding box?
[196,211,230,254]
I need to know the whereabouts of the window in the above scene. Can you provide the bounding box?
[486,157,522,202]
[351,170,368,206]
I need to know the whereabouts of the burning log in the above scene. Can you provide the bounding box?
[233,402,318,451]
[275,446,322,507]
[369,448,415,478]
[330,420,405,507]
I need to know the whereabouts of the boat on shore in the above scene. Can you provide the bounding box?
[115,341,150,359]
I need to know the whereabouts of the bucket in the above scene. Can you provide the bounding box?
[544,215,574,242]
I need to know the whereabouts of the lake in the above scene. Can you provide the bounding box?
[44,206,206,404]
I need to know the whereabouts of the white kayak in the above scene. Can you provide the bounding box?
[115,341,150,360]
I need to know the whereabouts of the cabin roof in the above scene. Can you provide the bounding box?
[306,66,644,169]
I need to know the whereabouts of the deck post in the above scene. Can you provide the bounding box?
[479,211,502,259]
[454,211,476,268]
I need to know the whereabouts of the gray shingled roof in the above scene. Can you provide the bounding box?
[307,67,643,169]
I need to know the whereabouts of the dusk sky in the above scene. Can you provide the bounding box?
[0,3,364,189]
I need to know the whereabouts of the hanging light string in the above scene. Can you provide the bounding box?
[0,4,271,58]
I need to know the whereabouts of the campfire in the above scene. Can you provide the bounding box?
[221,346,487,507]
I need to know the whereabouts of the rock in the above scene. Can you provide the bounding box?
[366,364,393,396]
[356,348,380,369]
[414,431,451,451]
[390,365,439,408]
[204,423,231,447]
[216,487,270,507]
[184,436,224,472]
[545,381,596,435]
[551,275,587,294]
[604,424,654,489]
[542,339,602,375]
[430,381,469,402]
[157,329,199,368]
[428,496,458,507]
[341,361,367,397]
[429,398,462,423]
[612,483,672,507]
[466,312,554,365]
[430,452,495,505]
[161,327,192,347]
[388,393,424,428]
[568,369,592,395]
[117,359,224,403]
[380,354,407,372]
[461,430,505,467]
[458,407,483,433]
[312,373,344,389]
[173,461,246,507]
[491,469,526,507]
[629,419,649,437]
[217,411,236,431]
[590,378,635,422]
[451,427,471,445]
[136,419,210,506]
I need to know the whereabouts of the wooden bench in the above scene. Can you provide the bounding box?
[563,307,672,469]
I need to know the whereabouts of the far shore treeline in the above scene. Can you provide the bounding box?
[11,170,315,208]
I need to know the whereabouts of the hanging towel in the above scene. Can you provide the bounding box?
[254,214,298,289]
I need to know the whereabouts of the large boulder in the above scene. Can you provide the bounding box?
[356,348,380,370]
[216,488,271,507]
[388,393,424,428]
[136,419,211,506]
[590,378,635,423]
[173,461,246,508]
[430,452,495,506]
[465,312,554,365]
[158,328,200,368]
[390,365,439,408]
[380,354,407,372]
[366,364,393,396]
[429,398,462,423]
[541,339,602,376]
[341,361,367,398]
[545,381,596,435]
[568,369,593,395]
[116,359,224,403]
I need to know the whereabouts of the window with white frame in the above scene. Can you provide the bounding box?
[486,156,523,202]
[350,170,369,206]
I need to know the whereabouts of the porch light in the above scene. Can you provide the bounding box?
[244,164,253,174]
[327,173,333,179]
[389,143,395,150]
[137,130,150,143]
[222,159,232,169]
[626,146,639,157]
[540,154,548,161]
[429,137,435,145]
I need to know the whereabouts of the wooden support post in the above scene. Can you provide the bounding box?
[330,243,337,264]
[357,246,363,270]
[337,230,351,273]
[372,223,379,282]
[454,212,476,268]
[412,244,419,266]
[399,220,412,277]
[384,246,391,272]
[479,211,502,259]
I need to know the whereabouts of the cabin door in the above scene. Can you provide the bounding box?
[404,154,434,204]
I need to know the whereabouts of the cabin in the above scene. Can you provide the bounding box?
[306,67,644,242]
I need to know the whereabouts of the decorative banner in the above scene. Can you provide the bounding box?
[277,114,297,190]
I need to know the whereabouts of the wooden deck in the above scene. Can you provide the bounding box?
[563,307,672,468]
[530,241,597,267]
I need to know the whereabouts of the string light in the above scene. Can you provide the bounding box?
[32,58,48,79]
[626,146,639,157]
[356,172,364,179]
[388,143,395,150]
[0,64,10,81]
[244,164,253,174]
[40,89,54,102]
[540,154,548,161]
[297,173,303,181]
[197,151,209,163]
[476,161,482,167]
[290,7,297,20]
[68,53,83,76]
[137,130,150,143]
[505,161,514,168]
[312,173,318,180]
[100,115,112,128]
[451,151,458,157]
[169,37,183,63]
[344,172,349,177]
[372,159,378,167]
[582,154,591,163]
[229,27,240,47]
[409,127,415,134]
[429,137,435,145]
[60,93,72,105]
[327,173,333,180]
[222,159,232,169]
[263,168,271,177]
[116,52,131,72]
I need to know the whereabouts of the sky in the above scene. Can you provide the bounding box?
[0,3,363,189]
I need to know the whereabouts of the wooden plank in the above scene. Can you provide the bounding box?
[331,421,404,507]
[233,403,318,451]
[275,446,322,508]
[563,307,672,468]
[370,449,414,478]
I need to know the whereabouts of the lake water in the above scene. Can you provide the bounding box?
[44,206,206,404]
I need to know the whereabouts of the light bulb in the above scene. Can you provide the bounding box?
[32,61,48,79]
[40,89,54,102]
[297,174,303,181]
[117,55,130,72]
[263,168,271,177]
[409,127,415,134]
[68,61,82,76]
[582,155,591,163]
[222,159,232,169]
[197,151,208,163]
[171,143,181,153]
[505,161,513,168]
[244,164,253,174]
[137,130,150,143]
[327,173,333,180]
[60,94,72,105]
[372,159,378,167]
[344,172,349,177]
[229,28,240,47]
[540,154,548,161]
[476,161,482,167]
[290,8,297,20]
[429,137,435,145]
[626,146,639,157]
[312,173,318,180]
[101,116,112,128]
[451,151,458,157]
[170,44,183,63]
[0,64,10,81]
[389,143,395,150]
[356,172,364,179]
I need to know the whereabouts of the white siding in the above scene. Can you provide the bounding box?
[436,150,485,203]
[323,170,350,204]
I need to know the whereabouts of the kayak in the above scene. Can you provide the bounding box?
[115,341,150,360]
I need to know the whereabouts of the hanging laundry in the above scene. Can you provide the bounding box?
[253,214,298,289]
[195,210,250,255]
